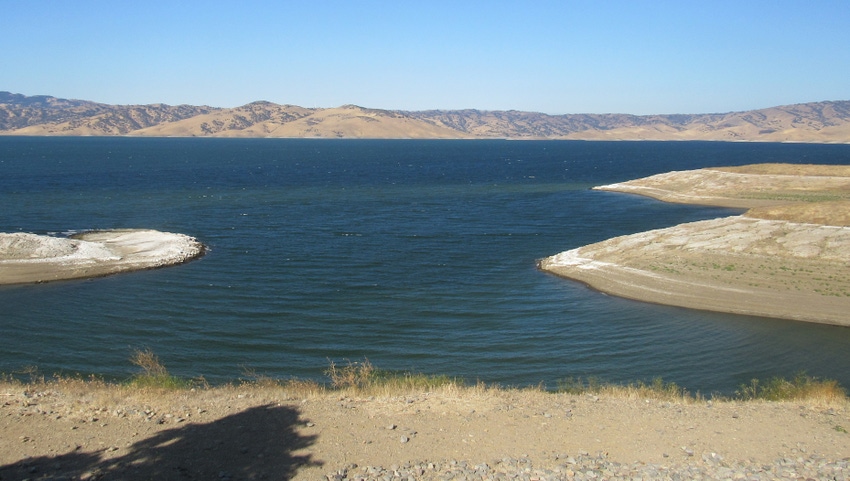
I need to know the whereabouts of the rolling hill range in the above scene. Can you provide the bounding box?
[2,92,849,142]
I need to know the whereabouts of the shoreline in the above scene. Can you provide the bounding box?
[538,216,850,326]
[540,164,850,326]
[0,229,205,285]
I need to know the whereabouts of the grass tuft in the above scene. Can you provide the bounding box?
[325,358,376,389]
[325,358,461,394]
[239,366,325,396]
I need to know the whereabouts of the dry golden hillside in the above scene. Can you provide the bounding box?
[2,92,849,141]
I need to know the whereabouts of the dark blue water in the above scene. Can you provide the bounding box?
[1,137,849,394]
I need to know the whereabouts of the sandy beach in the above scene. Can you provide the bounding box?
[0,229,204,285]
[540,164,850,326]
[1,382,848,480]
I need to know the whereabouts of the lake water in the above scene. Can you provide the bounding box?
[1,137,849,394]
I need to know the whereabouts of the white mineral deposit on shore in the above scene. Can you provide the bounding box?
[0,229,204,284]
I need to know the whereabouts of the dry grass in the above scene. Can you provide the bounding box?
[557,377,696,403]
[324,358,463,396]
[325,358,376,389]
[3,354,847,406]
[735,373,847,403]
[715,163,850,177]
[1,375,846,411]
[745,200,850,226]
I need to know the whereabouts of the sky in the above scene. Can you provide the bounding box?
[3,0,849,115]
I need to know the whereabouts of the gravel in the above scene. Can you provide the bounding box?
[326,452,850,480]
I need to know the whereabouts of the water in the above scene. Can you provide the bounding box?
[1,137,849,394]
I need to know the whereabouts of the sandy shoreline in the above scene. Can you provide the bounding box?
[0,229,205,285]
[540,164,850,325]
[539,216,850,325]
[1,383,848,480]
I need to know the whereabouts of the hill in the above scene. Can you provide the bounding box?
[2,91,849,141]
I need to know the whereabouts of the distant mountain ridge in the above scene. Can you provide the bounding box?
[2,92,849,142]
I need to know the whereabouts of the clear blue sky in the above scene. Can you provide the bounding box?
[3,0,849,115]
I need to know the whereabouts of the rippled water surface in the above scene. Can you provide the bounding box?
[1,138,849,393]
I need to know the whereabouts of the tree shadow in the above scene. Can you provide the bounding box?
[0,404,320,480]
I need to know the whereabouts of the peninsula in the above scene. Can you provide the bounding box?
[539,164,850,326]
[0,229,204,285]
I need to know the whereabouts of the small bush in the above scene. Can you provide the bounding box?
[325,358,376,389]
[127,348,190,390]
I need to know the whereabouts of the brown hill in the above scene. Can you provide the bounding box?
[127,101,315,137]
[0,92,216,135]
[1,92,849,142]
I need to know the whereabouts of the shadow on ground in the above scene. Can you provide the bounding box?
[0,404,320,480]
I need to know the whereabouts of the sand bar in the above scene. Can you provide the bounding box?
[0,229,205,285]
[540,164,850,325]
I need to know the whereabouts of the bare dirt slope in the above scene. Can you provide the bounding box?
[1,383,848,480]
[541,164,850,325]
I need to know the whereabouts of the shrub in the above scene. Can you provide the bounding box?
[325,358,376,389]
[127,348,190,390]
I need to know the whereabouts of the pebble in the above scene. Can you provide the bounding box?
[326,453,850,480]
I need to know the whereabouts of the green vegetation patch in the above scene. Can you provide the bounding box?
[735,372,846,401]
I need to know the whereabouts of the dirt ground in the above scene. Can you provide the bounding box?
[1,383,848,480]
[541,163,850,326]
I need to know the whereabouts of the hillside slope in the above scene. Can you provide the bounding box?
[2,92,849,141]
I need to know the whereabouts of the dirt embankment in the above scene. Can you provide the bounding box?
[540,164,850,325]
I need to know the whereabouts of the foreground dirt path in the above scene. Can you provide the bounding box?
[1,384,849,480]
[541,164,850,326]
